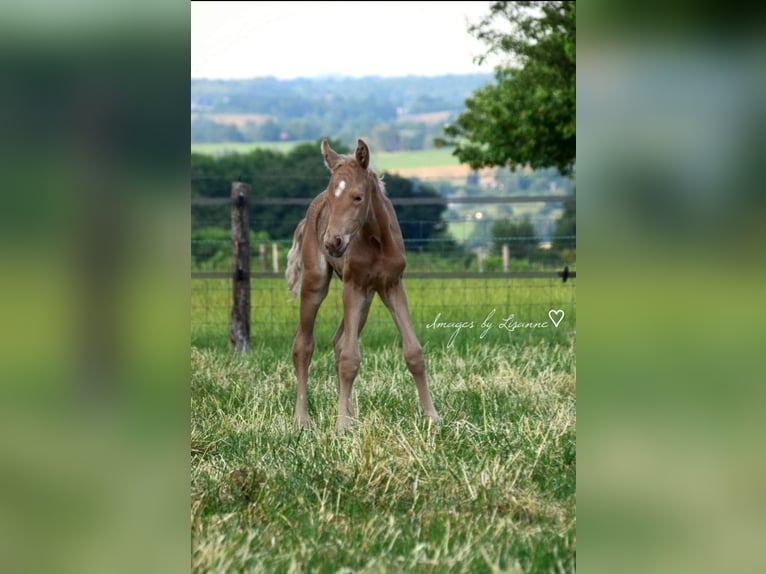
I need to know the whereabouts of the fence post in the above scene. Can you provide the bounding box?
[229,182,250,352]
[502,243,509,272]
[259,243,266,271]
[272,242,279,273]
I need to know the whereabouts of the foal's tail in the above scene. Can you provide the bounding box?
[286,218,306,300]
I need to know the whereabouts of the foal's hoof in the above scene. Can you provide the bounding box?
[294,416,312,431]
[334,415,356,433]
[426,412,442,426]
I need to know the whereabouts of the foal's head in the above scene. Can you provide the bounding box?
[321,138,374,258]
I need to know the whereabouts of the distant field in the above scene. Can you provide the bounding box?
[372,148,460,171]
[191,142,468,179]
[374,150,494,183]
[396,110,453,124]
[191,141,308,155]
[192,113,275,128]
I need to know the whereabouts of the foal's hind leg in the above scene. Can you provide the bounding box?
[380,282,440,424]
[292,270,330,429]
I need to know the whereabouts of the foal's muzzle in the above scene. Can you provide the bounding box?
[325,234,348,258]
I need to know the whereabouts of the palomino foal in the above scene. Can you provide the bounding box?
[286,139,440,431]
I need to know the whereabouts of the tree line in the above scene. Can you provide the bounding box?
[191,141,458,263]
[191,140,573,270]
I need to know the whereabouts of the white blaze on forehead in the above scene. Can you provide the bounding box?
[334,180,346,198]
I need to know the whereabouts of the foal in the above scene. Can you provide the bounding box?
[286,139,440,431]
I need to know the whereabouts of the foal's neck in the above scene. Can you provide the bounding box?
[363,173,390,249]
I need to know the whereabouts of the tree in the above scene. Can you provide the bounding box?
[382,174,457,253]
[491,218,538,259]
[191,117,245,143]
[437,1,575,175]
[191,141,459,248]
[552,191,576,256]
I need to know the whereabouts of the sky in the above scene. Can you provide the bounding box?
[191,1,499,79]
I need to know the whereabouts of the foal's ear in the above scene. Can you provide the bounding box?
[355,139,370,169]
[321,139,341,171]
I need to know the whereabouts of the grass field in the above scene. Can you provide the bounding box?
[192,277,576,351]
[191,277,576,572]
[191,141,460,174]
[371,148,461,172]
[191,141,309,156]
[191,113,275,128]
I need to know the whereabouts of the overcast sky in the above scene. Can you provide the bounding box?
[191,1,499,79]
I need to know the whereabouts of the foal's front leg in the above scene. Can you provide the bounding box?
[331,293,372,420]
[335,283,369,432]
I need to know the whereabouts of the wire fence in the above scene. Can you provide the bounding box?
[191,194,576,350]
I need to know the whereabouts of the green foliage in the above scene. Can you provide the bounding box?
[490,217,538,258]
[403,251,476,272]
[191,228,269,268]
[438,1,576,175]
[191,142,461,250]
[552,191,576,257]
[252,119,281,142]
[191,141,338,240]
[191,116,245,143]
[383,174,458,253]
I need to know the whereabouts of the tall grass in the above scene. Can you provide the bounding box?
[191,277,575,572]
[191,342,575,573]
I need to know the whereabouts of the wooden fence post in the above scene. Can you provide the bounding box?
[229,182,250,352]
[502,243,510,272]
[272,242,279,273]
[259,243,267,271]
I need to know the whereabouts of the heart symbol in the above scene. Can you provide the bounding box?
[548,309,565,328]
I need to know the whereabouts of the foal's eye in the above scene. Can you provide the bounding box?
[353,195,363,203]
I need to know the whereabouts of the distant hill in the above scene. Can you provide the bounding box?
[191,74,493,152]
[191,74,492,115]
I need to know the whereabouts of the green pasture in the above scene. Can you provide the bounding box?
[191,141,308,156]
[191,276,575,572]
[371,148,461,172]
[192,277,576,351]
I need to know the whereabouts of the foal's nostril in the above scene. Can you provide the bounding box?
[325,235,344,254]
